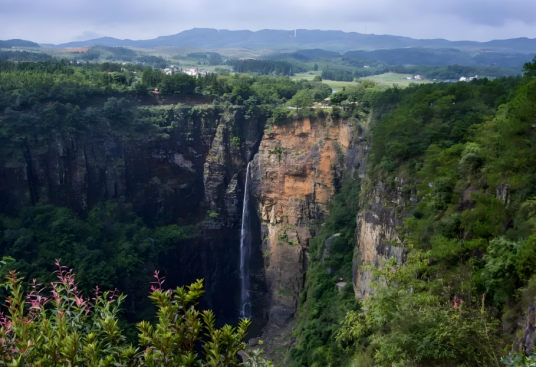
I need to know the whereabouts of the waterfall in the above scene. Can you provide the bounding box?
[239,162,252,318]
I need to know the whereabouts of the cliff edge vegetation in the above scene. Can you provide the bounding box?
[283,58,536,367]
[286,59,536,367]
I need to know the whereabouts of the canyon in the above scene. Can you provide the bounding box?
[0,102,404,351]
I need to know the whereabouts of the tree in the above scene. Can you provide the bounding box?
[329,91,347,105]
[523,55,536,77]
[158,74,196,94]
[142,69,163,87]
[267,107,291,125]
[102,97,134,124]
[310,83,331,101]
[134,82,149,95]
[288,89,313,116]
[313,64,318,71]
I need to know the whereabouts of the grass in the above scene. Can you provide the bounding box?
[365,72,430,87]
[291,71,356,92]
[291,71,429,91]
[277,289,293,297]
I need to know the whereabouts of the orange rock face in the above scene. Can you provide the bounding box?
[250,117,356,326]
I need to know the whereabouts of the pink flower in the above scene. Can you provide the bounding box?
[74,295,86,308]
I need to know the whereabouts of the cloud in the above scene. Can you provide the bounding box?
[73,31,105,41]
[0,0,535,44]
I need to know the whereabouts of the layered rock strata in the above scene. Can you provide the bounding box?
[250,117,361,328]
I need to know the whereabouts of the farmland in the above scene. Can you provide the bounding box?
[291,70,430,91]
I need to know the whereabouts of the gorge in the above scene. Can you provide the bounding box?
[2,56,536,366]
[0,96,365,346]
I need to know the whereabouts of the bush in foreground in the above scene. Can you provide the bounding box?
[0,259,267,367]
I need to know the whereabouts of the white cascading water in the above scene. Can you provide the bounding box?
[239,162,252,318]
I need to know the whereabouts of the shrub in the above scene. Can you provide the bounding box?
[207,211,219,220]
[0,260,260,367]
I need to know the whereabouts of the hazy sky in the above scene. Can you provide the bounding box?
[2,0,536,44]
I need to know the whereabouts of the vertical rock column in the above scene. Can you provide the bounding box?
[250,118,357,327]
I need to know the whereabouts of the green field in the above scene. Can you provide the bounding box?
[292,71,429,91]
[366,72,430,87]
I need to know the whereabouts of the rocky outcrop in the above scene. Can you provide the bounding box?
[352,179,408,297]
[249,117,360,330]
[513,306,536,355]
[0,105,266,320]
[348,112,411,298]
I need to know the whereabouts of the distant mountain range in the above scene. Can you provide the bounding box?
[0,39,40,49]
[44,28,536,53]
[343,48,532,67]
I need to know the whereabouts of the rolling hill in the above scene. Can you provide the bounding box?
[48,28,536,53]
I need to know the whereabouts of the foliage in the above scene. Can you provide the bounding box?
[288,171,361,367]
[0,264,256,366]
[0,203,196,326]
[136,55,166,69]
[502,350,536,366]
[338,252,504,367]
[102,97,134,124]
[231,136,241,149]
[97,46,138,62]
[187,52,223,66]
[158,73,196,94]
[322,69,354,81]
[389,64,521,80]
[332,74,536,365]
[0,50,52,62]
[345,48,530,70]
[523,56,536,77]
[288,89,313,115]
[240,346,273,367]
[138,274,250,367]
[207,211,219,220]
[0,60,147,111]
[370,77,521,165]
[227,60,305,76]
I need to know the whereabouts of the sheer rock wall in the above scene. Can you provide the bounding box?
[0,107,266,319]
[249,117,362,328]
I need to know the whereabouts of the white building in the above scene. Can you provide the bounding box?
[459,76,467,82]
[414,75,422,80]
[184,68,198,76]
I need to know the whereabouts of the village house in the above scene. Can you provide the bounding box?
[184,68,198,76]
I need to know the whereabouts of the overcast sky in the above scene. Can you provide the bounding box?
[2,0,536,44]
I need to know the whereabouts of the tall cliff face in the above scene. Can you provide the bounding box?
[350,121,410,299]
[352,178,408,297]
[249,117,361,328]
[0,106,266,319]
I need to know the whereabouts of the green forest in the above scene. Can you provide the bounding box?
[1,54,536,366]
[286,57,536,367]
